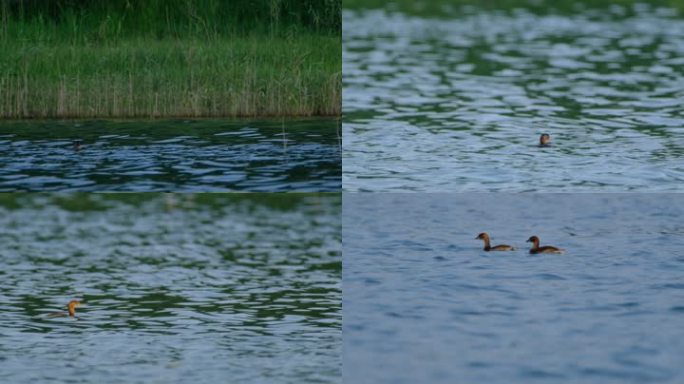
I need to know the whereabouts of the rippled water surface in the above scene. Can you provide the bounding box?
[343,4,684,191]
[344,194,684,383]
[0,194,341,383]
[0,118,340,191]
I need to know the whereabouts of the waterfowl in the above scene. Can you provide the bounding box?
[73,140,83,151]
[476,232,515,251]
[47,300,81,318]
[526,236,564,254]
[539,133,551,146]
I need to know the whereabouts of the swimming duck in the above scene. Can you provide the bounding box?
[73,140,83,151]
[476,232,515,251]
[47,300,81,318]
[539,133,551,146]
[526,236,564,254]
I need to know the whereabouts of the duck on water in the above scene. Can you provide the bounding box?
[539,133,551,146]
[476,232,515,251]
[526,236,564,254]
[47,300,82,318]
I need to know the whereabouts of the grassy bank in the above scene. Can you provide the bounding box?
[0,35,340,118]
[0,0,340,118]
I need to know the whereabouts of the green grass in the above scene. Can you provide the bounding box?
[1,0,340,38]
[0,35,340,118]
[0,0,340,118]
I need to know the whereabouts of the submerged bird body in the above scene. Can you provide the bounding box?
[539,133,551,146]
[47,300,81,318]
[476,232,515,251]
[527,236,564,254]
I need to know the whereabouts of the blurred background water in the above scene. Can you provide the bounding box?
[0,193,341,383]
[0,118,340,192]
[343,1,684,191]
[344,193,684,383]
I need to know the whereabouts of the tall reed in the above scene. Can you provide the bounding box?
[0,0,341,118]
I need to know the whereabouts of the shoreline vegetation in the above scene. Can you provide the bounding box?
[0,0,341,118]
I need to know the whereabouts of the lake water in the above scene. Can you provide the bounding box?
[344,193,684,383]
[343,4,684,192]
[0,193,341,383]
[0,118,340,192]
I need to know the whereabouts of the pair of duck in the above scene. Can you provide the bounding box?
[476,232,564,254]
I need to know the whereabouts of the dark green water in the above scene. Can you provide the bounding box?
[0,118,341,192]
[0,193,341,383]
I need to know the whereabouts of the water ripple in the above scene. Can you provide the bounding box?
[0,119,341,192]
[344,193,684,383]
[0,194,341,383]
[343,8,684,192]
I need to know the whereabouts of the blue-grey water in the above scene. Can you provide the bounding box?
[0,118,340,192]
[343,4,684,191]
[344,193,684,383]
[0,194,341,384]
